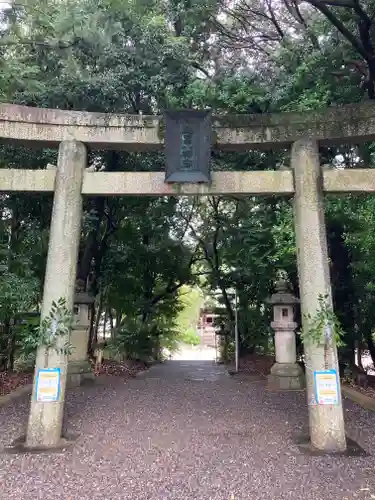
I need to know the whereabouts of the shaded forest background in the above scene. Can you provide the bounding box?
[0,0,375,372]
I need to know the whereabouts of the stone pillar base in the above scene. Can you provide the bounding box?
[267,362,305,391]
[67,360,94,387]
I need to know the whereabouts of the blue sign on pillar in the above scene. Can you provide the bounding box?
[164,110,212,184]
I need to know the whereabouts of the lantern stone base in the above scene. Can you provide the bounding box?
[67,360,94,387]
[267,362,305,391]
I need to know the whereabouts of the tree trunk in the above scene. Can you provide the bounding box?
[219,282,235,324]
[88,293,103,355]
[5,202,20,371]
[365,328,375,367]
[368,57,375,99]
[141,233,154,323]
[5,319,15,371]
[87,302,97,356]
[109,309,114,339]
[102,309,108,341]
[116,311,122,330]
[355,339,363,369]
[76,197,106,290]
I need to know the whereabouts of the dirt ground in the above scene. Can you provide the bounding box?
[0,353,374,500]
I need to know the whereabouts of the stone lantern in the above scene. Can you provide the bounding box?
[67,292,95,386]
[266,279,305,390]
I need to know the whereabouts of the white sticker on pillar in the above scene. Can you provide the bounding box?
[314,369,339,405]
[36,368,61,402]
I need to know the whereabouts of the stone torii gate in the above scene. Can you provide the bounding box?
[1,102,374,453]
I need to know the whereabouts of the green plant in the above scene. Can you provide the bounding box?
[107,315,181,362]
[16,316,40,358]
[14,352,37,373]
[21,298,74,366]
[342,363,354,384]
[108,327,154,362]
[180,328,200,346]
[300,294,345,348]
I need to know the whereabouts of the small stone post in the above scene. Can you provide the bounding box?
[26,141,86,448]
[292,138,346,453]
[267,279,304,390]
[68,292,95,386]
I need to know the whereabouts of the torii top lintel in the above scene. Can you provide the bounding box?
[0,102,373,150]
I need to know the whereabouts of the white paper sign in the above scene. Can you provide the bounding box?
[36,368,61,402]
[314,369,339,405]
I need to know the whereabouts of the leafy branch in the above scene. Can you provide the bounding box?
[300,293,345,348]
[23,298,74,362]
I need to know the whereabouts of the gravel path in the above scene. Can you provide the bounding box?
[0,359,375,500]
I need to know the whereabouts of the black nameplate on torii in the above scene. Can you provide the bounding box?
[164,110,212,184]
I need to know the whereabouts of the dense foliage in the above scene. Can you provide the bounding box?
[0,0,375,368]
